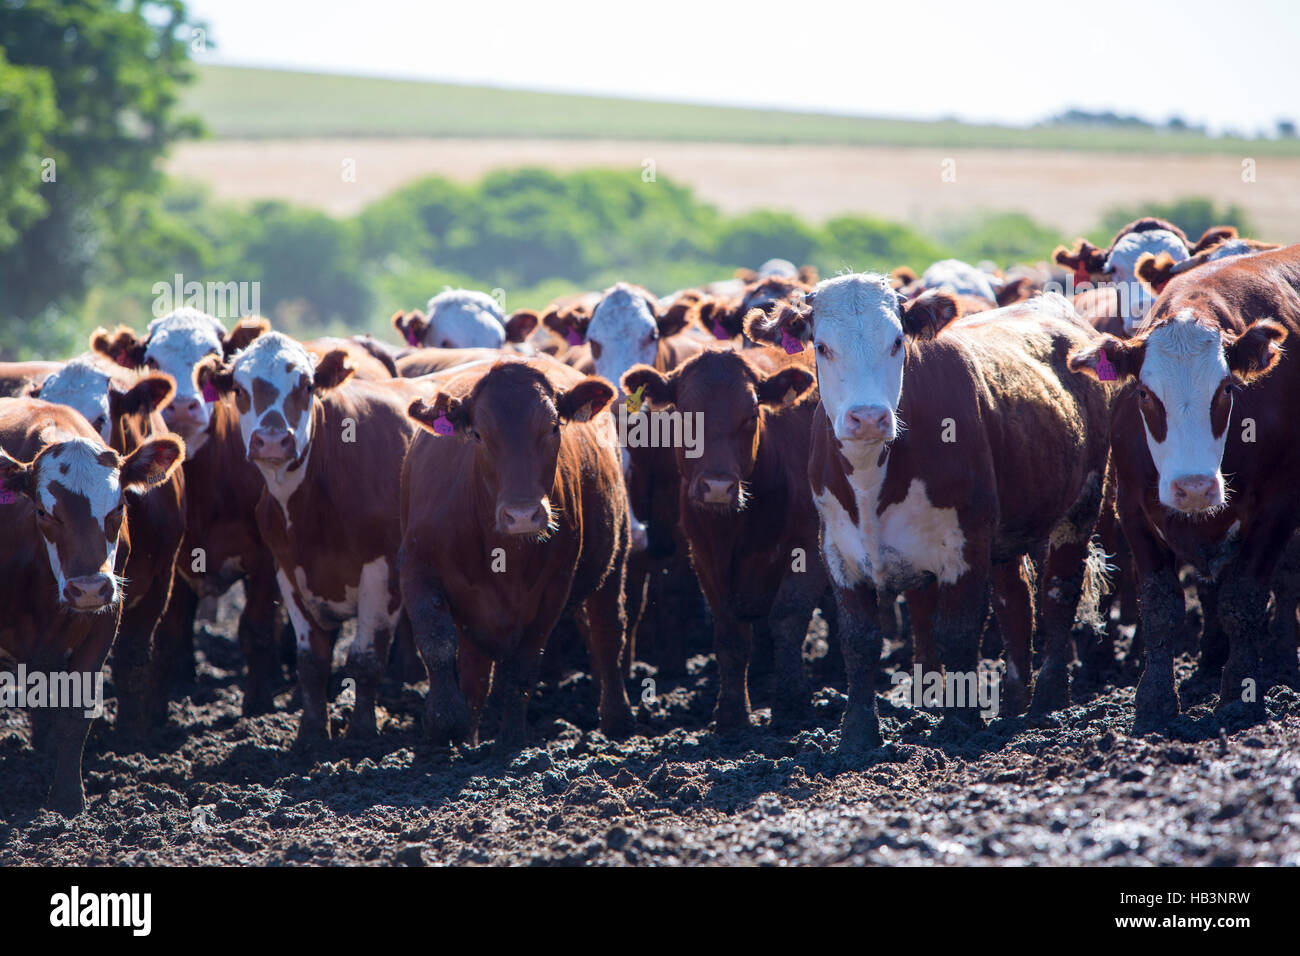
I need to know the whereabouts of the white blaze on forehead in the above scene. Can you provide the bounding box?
[588,283,659,395]
[144,309,226,395]
[758,258,798,278]
[1105,230,1188,332]
[1138,311,1231,508]
[230,331,316,443]
[809,273,906,441]
[35,437,123,591]
[39,360,114,442]
[921,259,999,303]
[424,289,506,349]
[1205,239,1257,262]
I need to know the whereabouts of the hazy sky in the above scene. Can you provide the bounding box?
[186,0,1299,134]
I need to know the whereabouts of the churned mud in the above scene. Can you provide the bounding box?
[2,586,1299,866]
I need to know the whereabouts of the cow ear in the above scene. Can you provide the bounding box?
[1135,251,1180,297]
[657,297,694,338]
[902,290,960,339]
[735,267,758,284]
[889,266,917,291]
[504,309,539,344]
[995,275,1034,306]
[312,349,355,392]
[195,353,234,396]
[621,365,673,407]
[1068,334,1143,383]
[744,302,811,351]
[408,392,468,436]
[542,305,590,346]
[1191,225,1237,255]
[393,309,429,347]
[797,265,819,285]
[557,376,616,423]
[223,316,270,357]
[695,297,739,341]
[119,435,185,491]
[1226,319,1287,383]
[90,326,146,369]
[756,366,815,406]
[1054,239,1107,279]
[0,449,33,499]
[111,373,176,419]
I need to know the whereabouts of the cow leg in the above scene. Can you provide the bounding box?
[835,582,884,755]
[496,630,551,750]
[769,561,826,724]
[621,552,650,679]
[457,638,492,747]
[239,565,280,717]
[1133,560,1183,733]
[112,573,173,741]
[1215,570,1269,723]
[1031,537,1091,716]
[991,559,1034,716]
[931,572,991,731]
[345,570,400,739]
[906,586,940,675]
[151,578,198,719]
[581,564,637,740]
[710,610,753,732]
[48,621,116,816]
[399,555,471,746]
[292,624,334,744]
[1262,532,1300,690]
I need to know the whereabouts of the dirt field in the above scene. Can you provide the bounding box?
[166,139,1300,238]
[3,585,1298,866]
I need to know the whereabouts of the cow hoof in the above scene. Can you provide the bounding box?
[47,787,85,818]
[1132,679,1179,734]
[241,691,275,718]
[836,708,883,755]
[346,718,378,740]
[940,707,985,735]
[600,708,636,741]
[711,703,751,735]
[292,719,330,750]
[1028,661,1069,716]
[1002,676,1031,717]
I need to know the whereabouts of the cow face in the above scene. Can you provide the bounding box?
[576,284,681,399]
[409,363,614,537]
[37,360,177,445]
[623,352,813,513]
[0,434,184,611]
[212,333,354,480]
[393,290,529,350]
[1070,312,1286,513]
[1104,229,1189,333]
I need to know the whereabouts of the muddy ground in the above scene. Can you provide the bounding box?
[2,584,1299,866]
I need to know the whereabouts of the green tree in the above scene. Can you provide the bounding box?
[0,47,57,252]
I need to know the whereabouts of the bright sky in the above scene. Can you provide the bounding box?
[186,0,1300,134]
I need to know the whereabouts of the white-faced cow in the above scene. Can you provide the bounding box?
[392,288,537,351]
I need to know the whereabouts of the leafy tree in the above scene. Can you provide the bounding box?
[1096,197,1252,245]
[0,47,57,251]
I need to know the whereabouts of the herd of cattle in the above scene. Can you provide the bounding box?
[2,217,1299,816]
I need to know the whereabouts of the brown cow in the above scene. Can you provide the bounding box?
[0,398,183,813]
[304,337,395,380]
[0,361,64,398]
[748,277,1111,753]
[1067,244,1300,730]
[698,275,814,344]
[622,346,826,728]
[395,347,504,378]
[205,330,429,742]
[399,358,635,747]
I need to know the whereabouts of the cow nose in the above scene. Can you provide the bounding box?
[694,474,738,505]
[1170,475,1220,512]
[165,396,205,425]
[249,427,294,460]
[842,405,893,441]
[63,574,115,610]
[497,501,549,535]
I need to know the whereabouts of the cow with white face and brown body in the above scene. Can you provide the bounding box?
[399,359,636,748]
[33,359,187,738]
[91,313,282,716]
[0,399,183,813]
[622,346,826,728]
[392,288,539,352]
[1068,244,1300,730]
[205,330,429,743]
[748,276,1112,753]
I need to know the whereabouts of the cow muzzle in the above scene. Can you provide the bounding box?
[690,472,740,509]
[63,574,117,611]
[249,427,296,463]
[1168,474,1222,514]
[163,396,209,436]
[496,499,551,536]
[839,405,894,443]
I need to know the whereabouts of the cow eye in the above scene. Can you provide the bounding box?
[440,340,452,349]
[589,341,603,360]
[815,342,829,358]
[471,429,482,443]
[892,336,903,355]
[552,422,560,435]
[145,358,159,370]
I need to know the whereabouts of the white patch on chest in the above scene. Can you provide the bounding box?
[816,450,968,590]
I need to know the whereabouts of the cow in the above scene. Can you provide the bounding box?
[304,337,396,380]
[392,288,537,351]
[203,330,428,743]
[395,347,504,378]
[697,276,813,344]
[622,345,826,728]
[32,359,187,738]
[0,398,183,813]
[399,358,635,747]
[746,276,1112,753]
[1136,228,1284,297]
[1066,244,1300,730]
[91,313,282,717]
[0,361,64,398]
[1055,218,1191,336]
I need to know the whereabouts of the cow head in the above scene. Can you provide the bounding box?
[408,362,615,537]
[552,283,687,398]
[35,359,177,445]
[393,289,527,350]
[90,310,268,455]
[746,273,957,446]
[205,332,352,482]
[622,351,813,513]
[0,432,183,611]
[1069,313,1286,513]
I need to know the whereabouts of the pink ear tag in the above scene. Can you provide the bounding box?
[202,381,219,403]
[566,327,584,347]
[432,413,454,437]
[711,317,729,340]
[1096,350,1118,382]
[781,327,804,355]
[406,328,420,347]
